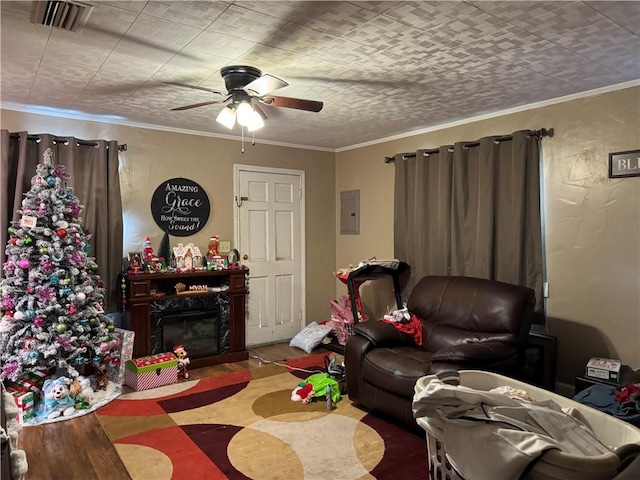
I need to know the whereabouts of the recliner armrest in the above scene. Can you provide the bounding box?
[352,320,408,347]
[430,341,515,363]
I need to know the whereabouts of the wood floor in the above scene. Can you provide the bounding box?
[19,343,333,480]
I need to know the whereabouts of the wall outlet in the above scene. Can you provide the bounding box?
[219,241,231,252]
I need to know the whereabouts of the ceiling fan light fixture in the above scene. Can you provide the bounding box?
[216,106,236,129]
[246,112,264,132]
[236,102,264,131]
[236,102,254,126]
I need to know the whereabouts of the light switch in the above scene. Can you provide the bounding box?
[219,241,231,252]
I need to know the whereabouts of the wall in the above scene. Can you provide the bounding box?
[1,110,337,327]
[335,86,640,389]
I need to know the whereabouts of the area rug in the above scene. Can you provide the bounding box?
[96,353,428,480]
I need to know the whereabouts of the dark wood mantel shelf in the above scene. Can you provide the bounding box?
[122,268,249,367]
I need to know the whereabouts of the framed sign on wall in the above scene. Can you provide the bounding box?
[609,149,640,178]
[151,178,210,236]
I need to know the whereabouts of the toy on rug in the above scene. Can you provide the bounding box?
[291,373,342,407]
[95,364,109,391]
[174,345,190,379]
[291,383,315,404]
[36,377,76,420]
[69,376,94,408]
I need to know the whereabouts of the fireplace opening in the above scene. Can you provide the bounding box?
[150,295,230,359]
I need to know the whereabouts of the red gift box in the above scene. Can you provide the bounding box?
[5,368,50,399]
[7,388,36,424]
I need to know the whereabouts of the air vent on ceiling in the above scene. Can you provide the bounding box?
[34,1,93,32]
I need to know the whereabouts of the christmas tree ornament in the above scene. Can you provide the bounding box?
[56,228,67,238]
[39,247,48,255]
[23,237,33,245]
[55,323,67,333]
[13,311,25,321]
[76,292,86,302]
[33,317,44,327]
[17,259,30,269]
[7,226,15,234]
[24,309,35,319]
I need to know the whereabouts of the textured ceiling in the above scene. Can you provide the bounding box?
[1,1,639,150]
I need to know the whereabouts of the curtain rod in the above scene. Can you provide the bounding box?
[384,127,553,163]
[9,133,127,151]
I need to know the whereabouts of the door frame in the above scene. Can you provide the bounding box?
[233,164,306,341]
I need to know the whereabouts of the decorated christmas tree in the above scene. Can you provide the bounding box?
[0,148,119,382]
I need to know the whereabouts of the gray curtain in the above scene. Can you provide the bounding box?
[0,130,123,312]
[394,130,544,312]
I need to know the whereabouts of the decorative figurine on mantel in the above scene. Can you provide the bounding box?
[143,236,154,261]
[207,235,219,257]
[173,242,202,270]
[206,235,224,271]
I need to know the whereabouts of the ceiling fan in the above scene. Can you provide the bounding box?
[165,65,323,132]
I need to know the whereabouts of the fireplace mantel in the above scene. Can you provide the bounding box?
[122,268,249,368]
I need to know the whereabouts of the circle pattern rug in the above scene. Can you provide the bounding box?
[96,354,428,480]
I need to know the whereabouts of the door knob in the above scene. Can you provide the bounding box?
[243,254,249,260]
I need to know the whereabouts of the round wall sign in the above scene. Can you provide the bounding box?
[151,178,210,236]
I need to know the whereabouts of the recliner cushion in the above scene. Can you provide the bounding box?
[361,347,432,398]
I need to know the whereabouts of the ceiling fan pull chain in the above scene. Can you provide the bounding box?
[252,130,256,146]
[241,127,245,154]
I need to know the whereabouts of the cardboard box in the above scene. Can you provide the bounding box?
[7,389,35,424]
[585,357,622,383]
[124,352,178,391]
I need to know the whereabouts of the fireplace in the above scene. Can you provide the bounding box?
[123,269,248,367]
[149,295,230,360]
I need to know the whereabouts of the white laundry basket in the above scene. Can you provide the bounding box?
[414,370,640,480]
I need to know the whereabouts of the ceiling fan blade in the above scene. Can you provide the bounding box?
[244,74,289,96]
[170,98,229,111]
[164,81,226,96]
[258,95,323,112]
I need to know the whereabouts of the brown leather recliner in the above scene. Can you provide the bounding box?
[344,275,536,430]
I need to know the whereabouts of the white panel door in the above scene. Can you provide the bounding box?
[235,166,304,346]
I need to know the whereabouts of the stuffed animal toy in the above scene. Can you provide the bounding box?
[291,373,342,406]
[70,376,94,405]
[291,383,315,404]
[174,345,190,379]
[95,364,108,391]
[36,377,76,420]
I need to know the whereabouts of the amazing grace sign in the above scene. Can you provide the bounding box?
[151,178,210,236]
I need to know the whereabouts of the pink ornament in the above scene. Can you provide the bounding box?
[1,295,13,310]
[43,261,53,271]
[100,342,109,352]
[34,317,44,327]
[17,259,30,269]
